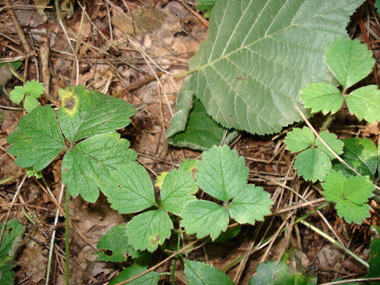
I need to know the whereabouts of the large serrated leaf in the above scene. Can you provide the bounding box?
[62,132,137,202]
[189,0,364,134]
[126,210,173,252]
[7,105,65,171]
[184,259,233,285]
[58,86,135,142]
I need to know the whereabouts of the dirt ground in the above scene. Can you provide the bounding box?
[0,0,380,284]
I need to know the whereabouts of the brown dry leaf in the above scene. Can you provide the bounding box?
[18,231,48,283]
[112,5,165,36]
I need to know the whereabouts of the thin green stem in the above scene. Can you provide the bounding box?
[171,231,181,285]
[65,186,70,285]
[319,114,335,133]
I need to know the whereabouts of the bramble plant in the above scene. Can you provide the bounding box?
[285,36,378,224]
[7,85,273,283]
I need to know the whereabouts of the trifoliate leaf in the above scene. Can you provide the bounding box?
[322,171,374,224]
[285,127,314,153]
[101,162,156,214]
[228,185,272,225]
[160,170,198,215]
[315,131,344,160]
[181,200,229,240]
[9,80,44,112]
[189,0,364,135]
[300,82,343,115]
[58,86,135,142]
[196,145,248,201]
[184,259,233,285]
[294,148,331,182]
[62,132,137,202]
[97,224,139,262]
[110,266,160,285]
[346,85,380,123]
[326,37,375,89]
[126,210,173,252]
[249,249,317,285]
[367,226,380,278]
[179,158,197,172]
[7,105,65,171]
[333,138,378,178]
[155,171,168,189]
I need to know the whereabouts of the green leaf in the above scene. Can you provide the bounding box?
[189,0,364,135]
[110,266,160,285]
[346,85,380,123]
[58,86,135,142]
[179,158,197,172]
[160,169,198,215]
[326,36,375,89]
[213,225,241,243]
[285,127,314,153]
[97,224,139,262]
[196,145,248,201]
[7,105,65,171]
[195,0,216,11]
[322,171,374,224]
[300,82,343,115]
[294,148,331,182]
[228,185,273,225]
[126,210,173,252]
[249,249,317,285]
[315,131,344,160]
[367,226,380,278]
[184,259,233,285]
[9,80,44,112]
[181,200,229,240]
[101,163,156,214]
[169,98,236,151]
[62,132,137,202]
[333,138,378,178]
[376,0,380,17]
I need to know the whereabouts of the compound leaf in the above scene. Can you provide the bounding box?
[10,80,44,112]
[58,86,135,142]
[229,185,273,225]
[326,37,375,89]
[97,224,139,262]
[322,171,374,224]
[161,169,198,215]
[101,162,156,214]
[7,105,65,171]
[62,132,137,202]
[294,148,331,182]
[184,259,233,285]
[285,127,314,153]
[196,145,248,201]
[126,210,173,252]
[189,0,364,134]
[110,266,160,285]
[346,85,380,123]
[333,138,378,178]
[300,82,343,115]
[315,131,344,160]
[181,200,229,240]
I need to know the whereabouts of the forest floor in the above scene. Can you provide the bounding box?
[0,0,379,284]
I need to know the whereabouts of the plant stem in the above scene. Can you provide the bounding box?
[65,186,70,284]
[171,231,181,285]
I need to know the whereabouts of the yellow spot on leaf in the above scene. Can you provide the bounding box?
[150,234,160,245]
[59,88,79,117]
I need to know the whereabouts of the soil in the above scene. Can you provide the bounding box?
[0,0,379,284]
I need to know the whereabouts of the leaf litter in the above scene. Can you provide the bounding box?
[0,0,379,284]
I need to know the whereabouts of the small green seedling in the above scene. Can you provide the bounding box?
[9,80,44,112]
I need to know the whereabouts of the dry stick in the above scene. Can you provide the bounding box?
[0,172,27,245]
[55,0,79,86]
[115,240,199,285]
[4,0,34,56]
[70,5,86,85]
[177,0,209,27]
[294,104,380,194]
